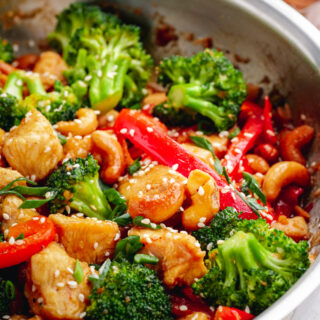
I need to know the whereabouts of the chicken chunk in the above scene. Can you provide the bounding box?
[3,109,63,181]
[25,242,91,320]
[181,143,215,170]
[128,227,206,287]
[0,167,25,189]
[119,164,186,223]
[178,312,210,320]
[0,195,38,234]
[49,214,119,264]
[33,51,67,90]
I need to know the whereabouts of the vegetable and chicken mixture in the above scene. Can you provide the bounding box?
[0,3,316,320]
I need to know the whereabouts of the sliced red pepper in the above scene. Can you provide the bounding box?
[0,216,56,269]
[222,104,264,177]
[263,96,277,145]
[254,143,279,163]
[114,109,258,220]
[214,306,254,320]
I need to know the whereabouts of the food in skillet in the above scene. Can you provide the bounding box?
[0,3,315,320]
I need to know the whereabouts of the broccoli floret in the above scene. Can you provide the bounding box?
[192,214,310,315]
[23,74,82,124]
[192,207,241,252]
[0,71,27,131]
[0,277,15,316]
[86,261,173,320]
[67,23,153,112]
[47,3,118,63]
[157,49,247,132]
[47,154,112,219]
[0,38,14,63]
[49,3,153,113]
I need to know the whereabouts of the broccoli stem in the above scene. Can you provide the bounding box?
[24,75,46,95]
[71,176,112,220]
[4,72,23,100]
[88,55,130,112]
[168,84,227,131]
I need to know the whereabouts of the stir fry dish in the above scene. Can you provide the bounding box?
[0,3,316,320]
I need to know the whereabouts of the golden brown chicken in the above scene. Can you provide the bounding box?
[49,214,120,264]
[3,109,63,181]
[178,312,211,320]
[128,227,207,287]
[0,167,25,189]
[0,195,38,234]
[25,242,91,320]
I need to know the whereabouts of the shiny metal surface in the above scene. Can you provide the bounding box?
[1,0,320,319]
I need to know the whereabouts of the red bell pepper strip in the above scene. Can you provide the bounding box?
[114,109,258,220]
[0,216,56,269]
[214,306,254,320]
[263,96,277,145]
[222,105,264,177]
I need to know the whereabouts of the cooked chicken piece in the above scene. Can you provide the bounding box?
[129,227,206,287]
[33,51,67,90]
[119,164,186,223]
[63,135,92,161]
[178,312,210,320]
[11,315,43,320]
[49,214,119,264]
[0,167,25,189]
[25,242,91,320]
[3,109,63,181]
[0,195,38,235]
[272,215,310,241]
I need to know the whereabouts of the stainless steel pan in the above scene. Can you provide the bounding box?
[1,0,320,318]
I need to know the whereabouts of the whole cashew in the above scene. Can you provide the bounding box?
[182,169,220,231]
[280,125,314,165]
[263,161,309,202]
[56,108,98,136]
[91,130,125,184]
[245,154,269,174]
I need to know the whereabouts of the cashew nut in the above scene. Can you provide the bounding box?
[119,165,186,223]
[56,108,98,136]
[182,169,220,231]
[281,125,314,165]
[142,92,167,106]
[245,154,269,174]
[263,161,309,202]
[178,313,210,320]
[272,215,310,241]
[91,130,125,184]
[98,110,119,128]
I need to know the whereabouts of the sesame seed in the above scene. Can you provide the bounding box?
[179,305,188,311]
[234,148,242,154]
[120,128,127,134]
[179,207,184,211]
[57,282,65,287]
[169,178,175,183]
[65,206,71,214]
[84,75,92,82]
[266,129,275,136]
[8,237,15,245]
[2,213,9,220]
[2,315,10,319]
[4,229,8,237]
[172,163,179,170]
[198,186,205,196]
[79,312,86,319]
[141,218,151,224]
[207,242,213,251]
[67,281,78,288]
[97,70,102,77]
[40,217,45,224]
[197,222,205,228]
[55,270,60,278]
[217,239,225,244]
[74,119,81,124]
[129,129,135,137]
[78,293,85,302]
[37,297,43,304]
[145,237,152,244]
[146,127,154,132]
[162,177,168,183]
[105,251,110,257]
[219,130,229,138]
[114,233,120,241]
[107,114,114,122]
[32,285,36,292]
[146,184,151,190]
[199,217,206,223]
[67,267,74,274]
[94,242,99,249]
[244,132,254,138]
